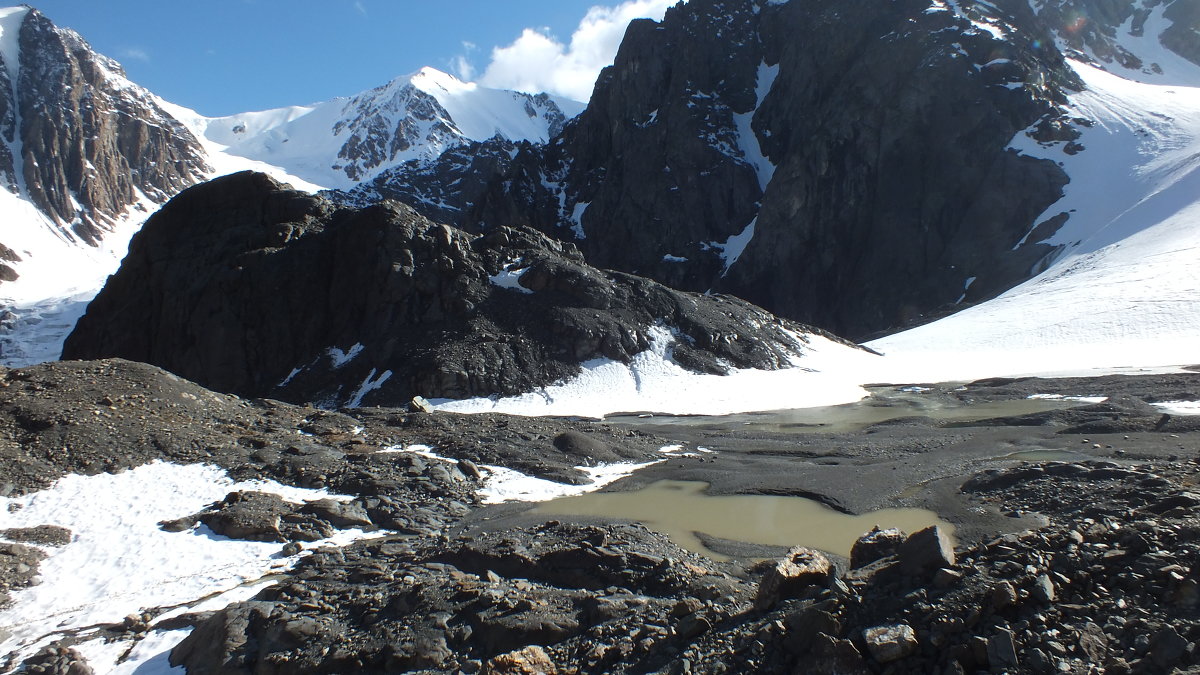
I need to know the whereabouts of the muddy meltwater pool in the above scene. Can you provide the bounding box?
[531,480,953,560]
[523,389,1105,559]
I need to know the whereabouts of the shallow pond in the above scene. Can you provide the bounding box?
[532,479,953,560]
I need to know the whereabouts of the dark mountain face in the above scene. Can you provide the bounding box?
[0,8,209,279]
[344,0,1191,340]
[62,171,859,408]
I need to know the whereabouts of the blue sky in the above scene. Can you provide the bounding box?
[24,1,674,116]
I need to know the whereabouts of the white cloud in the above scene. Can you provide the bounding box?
[354,1,367,16]
[119,47,150,62]
[451,41,478,82]
[479,0,676,102]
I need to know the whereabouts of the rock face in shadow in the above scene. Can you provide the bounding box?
[0,9,208,252]
[346,0,1088,339]
[62,171,858,408]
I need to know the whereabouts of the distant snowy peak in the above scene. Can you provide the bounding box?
[198,67,583,190]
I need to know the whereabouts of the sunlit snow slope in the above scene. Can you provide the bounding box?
[868,59,1200,381]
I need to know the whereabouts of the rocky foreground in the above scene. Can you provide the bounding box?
[0,360,1197,674]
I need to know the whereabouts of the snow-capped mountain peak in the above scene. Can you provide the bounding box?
[184,66,584,191]
[410,65,475,95]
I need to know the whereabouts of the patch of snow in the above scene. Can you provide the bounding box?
[733,61,779,192]
[0,462,379,668]
[0,8,28,91]
[478,460,662,504]
[75,628,189,675]
[377,444,453,462]
[346,368,392,408]
[327,343,364,368]
[662,254,688,262]
[432,326,876,418]
[707,218,757,276]
[569,201,589,240]
[277,366,304,387]
[489,259,534,294]
[955,276,977,304]
[1027,394,1108,403]
[1152,401,1200,416]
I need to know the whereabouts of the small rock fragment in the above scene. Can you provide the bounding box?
[987,628,1019,668]
[1032,574,1055,603]
[863,624,918,663]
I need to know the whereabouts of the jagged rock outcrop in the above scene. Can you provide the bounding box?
[11,9,209,246]
[62,171,855,407]
[333,136,525,227]
[346,0,1080,339]
[348,0,1197,340]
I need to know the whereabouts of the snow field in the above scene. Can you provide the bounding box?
[0,462,383,671]
[433,326,877,418]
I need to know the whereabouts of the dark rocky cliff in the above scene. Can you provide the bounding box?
[62,171,856,408]
[13,9,209,245]
[346,0,1196,339]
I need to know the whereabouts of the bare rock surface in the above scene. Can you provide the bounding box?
[62,171,858,408]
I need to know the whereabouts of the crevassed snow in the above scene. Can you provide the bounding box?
[479,460,663,504]
[433,326,876,418]
[0,461,379,669]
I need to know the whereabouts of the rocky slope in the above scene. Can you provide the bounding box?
[0,360,1196,674]
[0,7,210,281]
[61,171,857,408]
[348,0,1200,340]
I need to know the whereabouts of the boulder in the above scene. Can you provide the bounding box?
[850,526,906,569]
[898,526,956,577]
[755,546,834,610]
[482,645,558,675]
